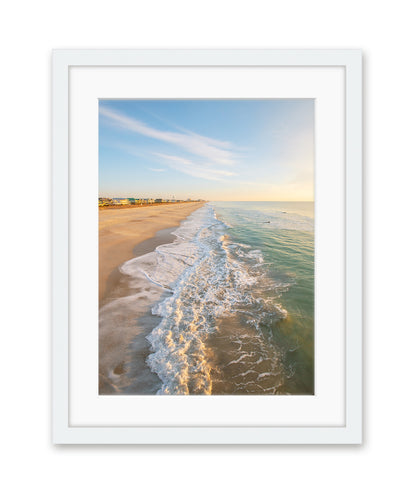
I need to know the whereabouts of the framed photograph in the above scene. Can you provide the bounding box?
[52,49,362,444]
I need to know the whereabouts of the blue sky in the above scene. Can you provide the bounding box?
[99,99,314,201]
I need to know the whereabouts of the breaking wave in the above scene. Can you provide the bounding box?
[120,204,291,394]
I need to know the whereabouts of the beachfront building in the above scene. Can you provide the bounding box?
[99,197,114,206]
[100,197,195,206]
[134,198,156,205]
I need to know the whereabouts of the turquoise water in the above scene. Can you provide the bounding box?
[210,201,314,394]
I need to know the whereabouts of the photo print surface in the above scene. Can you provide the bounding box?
[98,99,314,395]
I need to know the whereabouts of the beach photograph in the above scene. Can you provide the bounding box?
[99,99,314,395]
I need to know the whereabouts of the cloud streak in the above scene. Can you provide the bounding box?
[155,153,237,181]
[100,106,238,166]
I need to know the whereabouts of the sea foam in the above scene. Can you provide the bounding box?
[119,205,289,395]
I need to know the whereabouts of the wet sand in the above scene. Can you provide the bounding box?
[99,202,205,305]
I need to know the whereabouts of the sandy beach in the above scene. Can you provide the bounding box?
[99,202,205,305]
[99,201,205,393]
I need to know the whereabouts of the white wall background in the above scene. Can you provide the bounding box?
[1,1,415,497]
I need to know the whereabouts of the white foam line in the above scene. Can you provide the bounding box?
[140,269,173,291]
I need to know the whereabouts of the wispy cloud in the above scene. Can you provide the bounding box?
[155,153,237,181]
[100,106,238,166]
[148,167,166,172]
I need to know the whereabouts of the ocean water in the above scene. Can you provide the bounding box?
[100,201,314,395]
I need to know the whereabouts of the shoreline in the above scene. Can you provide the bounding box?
[100,226,179,311]
[99,201,205,394]
[99,201,205,306]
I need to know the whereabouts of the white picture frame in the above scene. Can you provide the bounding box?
[52,49,362,444]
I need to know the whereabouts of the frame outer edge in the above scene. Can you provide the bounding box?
[52,49,363,444]
[345,50,363,443]
[52,51,70,442]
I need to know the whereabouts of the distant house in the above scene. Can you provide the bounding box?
[98,197,113,206]
[134,198,155,205]
[155,198,163,203]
